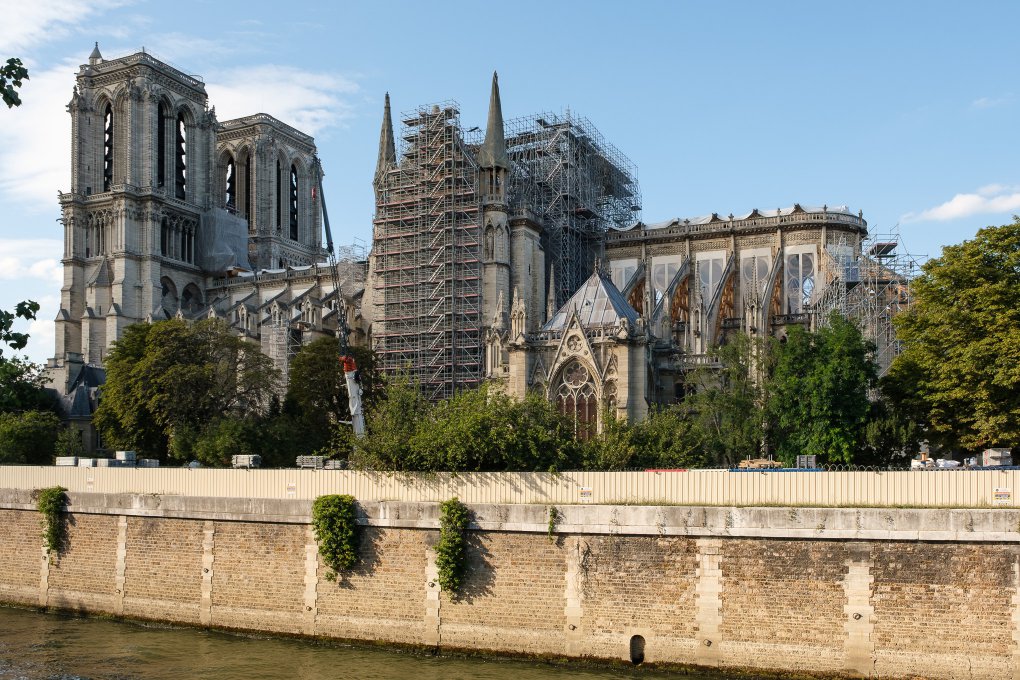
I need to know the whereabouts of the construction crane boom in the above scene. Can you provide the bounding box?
[316,158,365,437]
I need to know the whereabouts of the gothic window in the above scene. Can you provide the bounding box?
[102,103,114,192]
[244,154,252,220]
[160,276,178,318]
[554,360,598,440]
[276,159,282,231]
[740,249,771,305]
[652,255,683,303]
[175,113,187,200]
[604,380,618,410]
[225,157,236,211]
[697,251,725,307]
[290,164,299,241]
[157,103,170,188]
[611,258,638,291]
[784,247,816,314]
[160,217,169,257]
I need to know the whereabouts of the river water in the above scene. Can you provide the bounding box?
[0,606,733,680]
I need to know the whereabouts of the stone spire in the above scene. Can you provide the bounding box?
[477,72,509,170]
[89,42,103,65]
[375,93,396,184]
[546,266,557,321]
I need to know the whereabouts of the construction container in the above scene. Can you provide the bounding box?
[982,448,1013,467]
[296,455,325,469]
[77,458,96,467]
[55,457,78,466]
[115,450,137,462]
[136,459,160,468]
[231,454,262,469]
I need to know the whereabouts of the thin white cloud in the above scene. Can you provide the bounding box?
[1,0,132,55]
[0,239,64,285]
[0,58,78,208]
[206,65,360,136]
[902,185,1020,222]
[971,95,1011,110]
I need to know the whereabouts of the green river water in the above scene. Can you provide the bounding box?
[0,606,751,680]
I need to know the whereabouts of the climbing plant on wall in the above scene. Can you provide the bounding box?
[36,486,67,556]
[435,497,470,596]
[311,494,360,581]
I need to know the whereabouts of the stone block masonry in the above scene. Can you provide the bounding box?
[1,491,1020,680]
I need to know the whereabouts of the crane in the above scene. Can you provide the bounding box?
[315,158,365,437]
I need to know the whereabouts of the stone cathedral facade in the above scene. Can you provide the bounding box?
[47,45,869,446]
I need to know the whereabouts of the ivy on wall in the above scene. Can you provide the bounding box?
[36,486,67,556]
[435,497,470,596]
[311,494,360,581]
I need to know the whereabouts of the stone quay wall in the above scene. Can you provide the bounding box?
[1,489,1018,679]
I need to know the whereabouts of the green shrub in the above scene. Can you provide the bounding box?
[311,494,360,581]
[435,498,470,596]
[36,486,67,555]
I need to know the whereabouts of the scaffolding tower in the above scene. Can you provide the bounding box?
[372,103,483,400]
[505,111,642,307]
[814,228,922,377]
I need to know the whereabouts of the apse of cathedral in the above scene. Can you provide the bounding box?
[46,46,868,447]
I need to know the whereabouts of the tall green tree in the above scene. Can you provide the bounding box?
[892,216,1020,450]
[0,411,59,464]
[768,313,876,465]
[94,319,279,461]
[685,333,769,466]
[284,338,378,454]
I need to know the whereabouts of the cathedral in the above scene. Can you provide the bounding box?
[46,46,870,448]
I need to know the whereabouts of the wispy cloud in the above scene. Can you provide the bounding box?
[0,58,78,208]
[971,95,1012,110]
[902,184,1020,222]
[1,0,132,55]
[206,65,360,136]
[0,239,64,285]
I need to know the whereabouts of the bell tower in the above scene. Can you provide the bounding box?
[55,44,217,369]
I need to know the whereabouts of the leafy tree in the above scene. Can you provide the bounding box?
[1,58,29,109]
[55,427,86,459]
[284,338,378,454]
[345,372,430,470]
[0,411,60,464]
[768,313,876,465]
[1,300,39,357]
[0,355,56,414]
[685,334,769,466]
[631,404,707,469]
[892,217,1020,451]
[94,319,279,461]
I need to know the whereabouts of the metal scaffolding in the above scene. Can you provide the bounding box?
[504,111,641,307]
[814,228,922,377]
[371,104,641,399]
[372,103,483,400]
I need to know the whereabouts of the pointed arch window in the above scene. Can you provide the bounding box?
[244,154,252,220]
[225,156,236,211]
[276,159,282,231]
[102,103,114,192]
[157,104,170,189]
[290,164,299,240]
[175,113,187,200]
[554,360,598,440]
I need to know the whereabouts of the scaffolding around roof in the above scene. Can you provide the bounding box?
[505,111,642,308]
[814,226,923,377]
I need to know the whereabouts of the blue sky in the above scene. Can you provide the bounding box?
[3,0,1019,364]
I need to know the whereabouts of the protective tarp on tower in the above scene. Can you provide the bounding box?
[199,208,251,274]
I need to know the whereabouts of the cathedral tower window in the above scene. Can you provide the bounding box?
[244,154,252,220]
[784,247,816,314]
[290,164,299,240]
[102,103,114,192]
[225,156,236,211]
[160,217,169,257]
[157,103,170,188]
[276,159,282,231]
[175,112,187,200]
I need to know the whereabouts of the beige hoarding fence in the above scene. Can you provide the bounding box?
[2,466,1020,508]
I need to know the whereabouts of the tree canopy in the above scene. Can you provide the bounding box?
[94,319,279,461]
[891,216,1020,450]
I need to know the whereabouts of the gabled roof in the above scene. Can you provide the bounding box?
[543,270,639,331]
